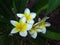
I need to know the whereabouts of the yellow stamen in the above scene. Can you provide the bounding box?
[15,21,27,32]
[30,26,37,33]
[24,13,31,22]
[39,22,45,28]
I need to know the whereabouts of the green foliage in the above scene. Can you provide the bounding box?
[45,30,60,40]
[45,0,60,15]
[35,36,46,45]
[12,0,28,13]
[31,0,48,14]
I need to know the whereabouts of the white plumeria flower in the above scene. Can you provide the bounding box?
[10,17,32,37]
[17,8,36,25]
[38,17,51,33]
[29,24,42,39]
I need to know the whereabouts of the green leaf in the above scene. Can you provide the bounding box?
[4,37,14,45]
[0,0,12,15]
[31,0,48,15]
[45,0,60,15]
[0,34,19,45]
[0,33,6,45]
[12,0,28,13]
[0,36,5,45]
[0,0,16,21]
[36,4,48,15]
[44,30,60,40]
[35,36,46,45]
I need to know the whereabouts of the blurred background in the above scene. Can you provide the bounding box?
[0,0,60,45]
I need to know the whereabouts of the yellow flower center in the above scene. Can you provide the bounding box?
[15,21,27,32]
[24,13,31,22]
[30,27,37,33]
[39,22,46,28]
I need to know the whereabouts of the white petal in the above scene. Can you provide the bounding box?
[42,28,46,34]
[30,12,36,19]
[37,29,42,32]
[31,32,37,39]
[27,23,32,30]
[29,31,33,35]
[10,28,18,34]
[38,18,41,22]
[10,20,18,26]
[17,13,24,18]
[34,22,39,26]
[43,17,49,20]
[27,20,34,25]
[24,8,30,14]
[42,17,49,21]
[45,22,51,27]
[19,31,27,37]
[19,17,26,23]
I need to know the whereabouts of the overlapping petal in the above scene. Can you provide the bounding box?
[24,8,30,14]
[19,31,27,37]
[31,32,37,39]
[42,28,46,34]
[45,22,51,27]
[19,17,26,23]
[30,12,36,19]
[27,20,34,25]
[10,28,19,34]
[17,13,24,18]
[27,23,32,30]
[10,20,18,26]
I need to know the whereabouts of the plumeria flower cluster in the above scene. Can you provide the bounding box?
[29,17,51,38]
[10,8,51,39]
